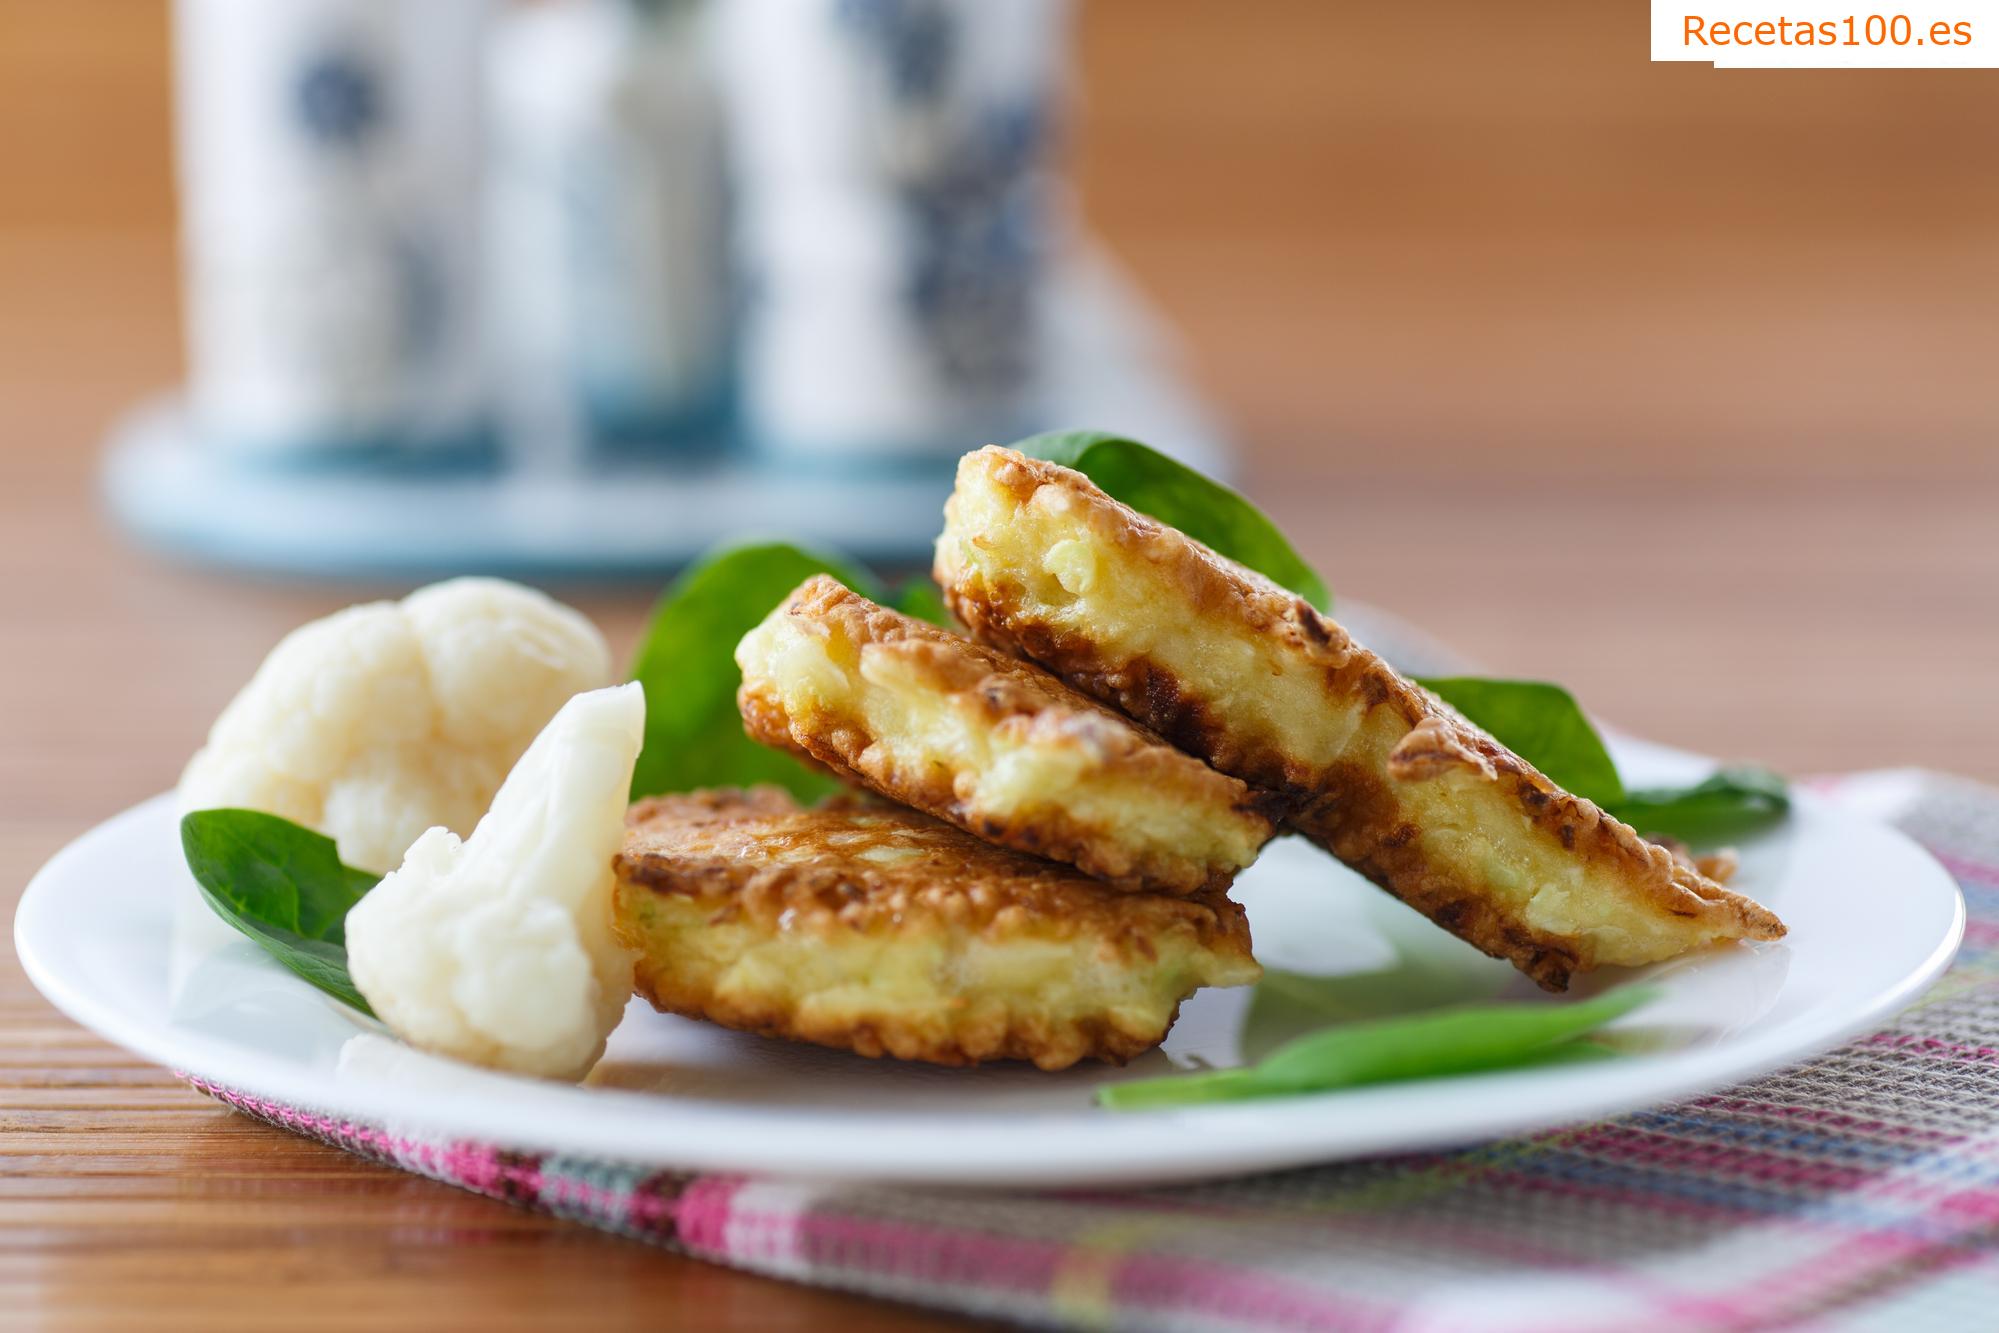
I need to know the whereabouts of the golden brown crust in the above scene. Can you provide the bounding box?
[735,574,1275,893]
[613,789,1259,1068]
[619,787,1255,949]
[936,446,1786,991]
[1294,747,1779,991]
[625,972,1186,1069]
[939,451,1342,800]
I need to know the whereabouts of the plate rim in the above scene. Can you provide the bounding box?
[14,787,1966,1188]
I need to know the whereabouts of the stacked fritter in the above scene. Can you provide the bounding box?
[616,789,1258,1069]
[612,575,1272,1069]
[612,447,1785,1069]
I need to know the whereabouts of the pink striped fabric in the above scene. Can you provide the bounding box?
[188,771,1999,1332]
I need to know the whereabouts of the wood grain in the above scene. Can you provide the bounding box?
[2,1,1996,1329]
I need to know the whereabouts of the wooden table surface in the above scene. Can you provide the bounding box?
[2,2,1996,1328]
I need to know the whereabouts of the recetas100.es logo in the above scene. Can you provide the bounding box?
[1652,4,1997,65]
[1685,14,1970,46]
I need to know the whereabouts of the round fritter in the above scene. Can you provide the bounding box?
[613,788,1261,1070]
[734,575,1276,894]
[935,445,1785,992]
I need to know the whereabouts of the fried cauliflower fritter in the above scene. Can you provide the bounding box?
[935,446,1786,992]
[735,575,1276,894]
[613,789,1260,1069]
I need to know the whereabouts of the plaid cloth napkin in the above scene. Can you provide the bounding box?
[186,771,1999,1332]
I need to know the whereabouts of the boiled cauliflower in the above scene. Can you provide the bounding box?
[179,578,611,874]
[345,683,645,1079]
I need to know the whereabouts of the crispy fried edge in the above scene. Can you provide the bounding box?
[936,446,1786,991]
[613,788,1258,1067]
[736,574,1276,894]
[621,934,1195,1068]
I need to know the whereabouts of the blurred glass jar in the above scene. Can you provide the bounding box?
[173,0,493,466]
[487,0,732,455]
[715,0,1067,467]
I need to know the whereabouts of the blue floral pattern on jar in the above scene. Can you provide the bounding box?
[836,0,1048,400]
[293,50,384,148]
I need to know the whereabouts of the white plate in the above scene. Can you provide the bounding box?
[14,739,1962,1189]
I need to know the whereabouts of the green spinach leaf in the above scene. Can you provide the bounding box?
[1416,676,1626,806]
[1014,430,1330,609]
[628,541,880,801]
[180,809,379,1014]
[890,577,953,627]
[1610,766,1791,845]
[1098,985,1657,1111]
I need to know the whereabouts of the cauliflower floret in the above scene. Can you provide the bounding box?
[179,578,611,874]
[345,683,645,1079]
